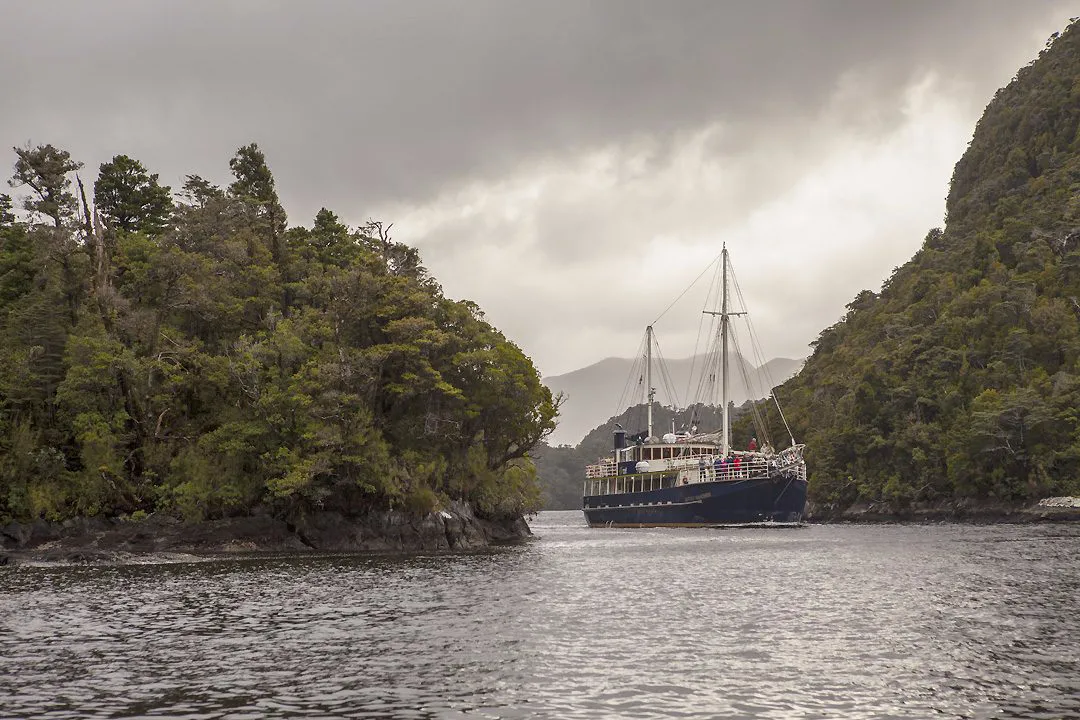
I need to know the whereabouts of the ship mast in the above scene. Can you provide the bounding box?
[703,244,742,455]
[646,324,654,440]
[720,247,730,455]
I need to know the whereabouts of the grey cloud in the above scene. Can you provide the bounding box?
[1,1,1071,224]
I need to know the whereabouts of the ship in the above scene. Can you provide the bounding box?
[582,244,807,527]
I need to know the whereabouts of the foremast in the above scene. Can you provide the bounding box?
[646,324,655,440]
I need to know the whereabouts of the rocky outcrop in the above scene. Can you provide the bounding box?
[0,501,531,564]
[805,497,1080,523]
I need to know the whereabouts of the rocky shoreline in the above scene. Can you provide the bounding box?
[805,496,1080,524]
[0,500,531,565]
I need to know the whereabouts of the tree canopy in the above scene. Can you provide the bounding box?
[94,155,173,235]
[0,143,557,524]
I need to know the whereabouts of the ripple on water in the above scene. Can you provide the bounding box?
[1,514,1079,719]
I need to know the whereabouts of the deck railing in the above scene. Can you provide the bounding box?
[583,444,807,497]
[585,460,618,478]
[583,455,779,497]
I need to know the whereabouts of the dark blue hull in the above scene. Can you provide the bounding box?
[583,475,807,527]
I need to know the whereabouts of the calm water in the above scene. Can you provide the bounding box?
[2,512,1079,719]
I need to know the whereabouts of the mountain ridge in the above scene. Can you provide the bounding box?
[544,353,803,446]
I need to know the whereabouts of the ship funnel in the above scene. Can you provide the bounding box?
[613,428,626,451]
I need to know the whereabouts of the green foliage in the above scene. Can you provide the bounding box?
[0,141,556,524]
[94,155,173,234]
[0,193,14,226]
[778,21,1080,511]
[9,143,83,228]
[228,143,286,244]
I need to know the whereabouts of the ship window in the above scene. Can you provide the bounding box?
[663,447,672,459]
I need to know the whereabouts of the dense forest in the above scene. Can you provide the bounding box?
[765,21,1080,512]
[0,143,557,524]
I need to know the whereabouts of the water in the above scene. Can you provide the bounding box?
[2,512,1079,719]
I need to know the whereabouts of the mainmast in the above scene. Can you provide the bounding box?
[720,247,730,455]
[703,245,742,455]
[646,324,655,440]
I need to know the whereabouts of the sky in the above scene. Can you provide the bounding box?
[2,1,1075,378]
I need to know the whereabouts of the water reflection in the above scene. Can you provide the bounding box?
[1,516,1078,719]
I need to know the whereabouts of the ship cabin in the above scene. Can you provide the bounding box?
[584,428,778,497]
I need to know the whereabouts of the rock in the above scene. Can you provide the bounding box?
[0,502,532,562]
[805,497,1080,524]
[1038,496,1080,508]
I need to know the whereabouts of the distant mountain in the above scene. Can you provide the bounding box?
[543,353,803,446]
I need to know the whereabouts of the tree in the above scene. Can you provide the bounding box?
[179,175,223,208]
[228,142,286,239]
[9,144,82,228]
[94,155,173,234]
[0,193,13,226]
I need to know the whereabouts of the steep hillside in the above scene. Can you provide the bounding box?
[774,22,1080,513]
[545,353,802,446]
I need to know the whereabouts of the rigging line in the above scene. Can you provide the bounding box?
[650,251,723,326]
[730,331,772,447]
[692,267,725,410]
[736,325,793,448]
[729,269,795,444]
[652,333,682,411]
[684,255,726,409]
[630,336,648,432]
[728,261,774,394]
[730,271,770,376]
[774,393,797,447]
[613,330,648,422]
[692,322,720,410]
[743,315,777,401]
[731,332,764,437]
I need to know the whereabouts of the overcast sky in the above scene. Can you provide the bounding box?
[2,1,1075,378]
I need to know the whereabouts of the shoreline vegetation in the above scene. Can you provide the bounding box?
[0,142,558,553]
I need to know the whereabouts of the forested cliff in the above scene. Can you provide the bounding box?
[773,21,1080,512]
[0,143,556,525]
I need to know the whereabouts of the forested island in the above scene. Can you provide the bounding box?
[537,21,1080,522]
[0,142,557,556]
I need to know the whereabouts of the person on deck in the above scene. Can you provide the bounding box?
[748,437,758,452]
